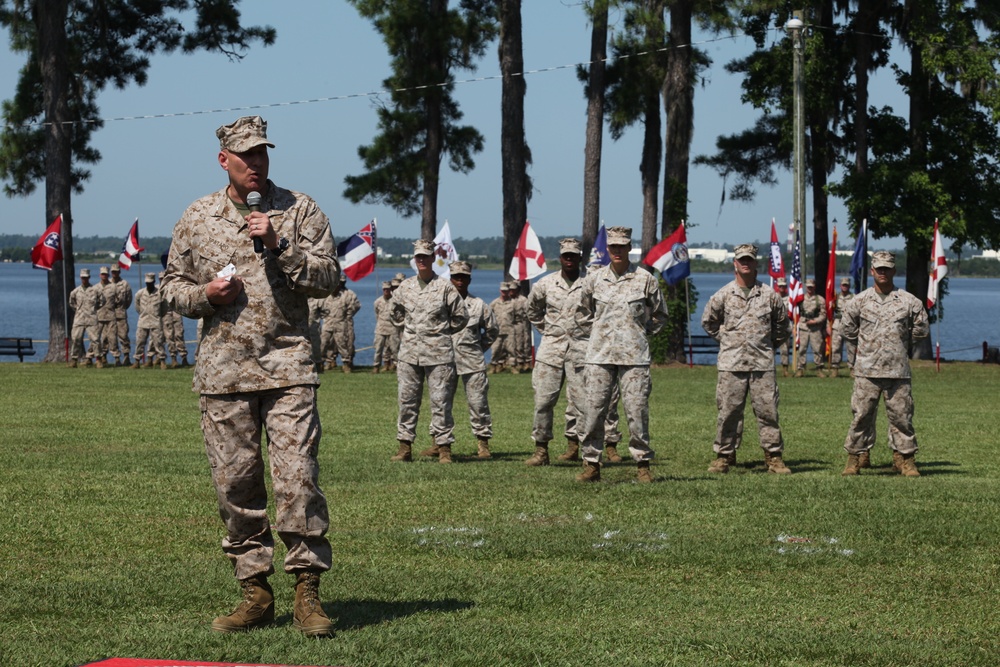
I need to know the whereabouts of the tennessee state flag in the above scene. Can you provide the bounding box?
[118,218,144,269]
[31,214,64,270]
[337,219,377,281]
[509,221,546,280]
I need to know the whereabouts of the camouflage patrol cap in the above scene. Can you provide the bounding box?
[559,238,583,255]
[158,271,165,280]
[110,263,121,273]
[99,266,110,275]
[606,226,632,245]
[145,272,156,283]
[805,278,816,287]
[734,243,758,260]
[381,281,392,290]
[79,268,90,278]
[216,115,275,153]
[871,250,895,268]
[450,260,472,276]
[776,277,787,286]
[413,239,435,256]
[841,277,851,285]
[501,281,513,291]
[339,274,347,283]
[394,272,406,281]
[390,278,402,288]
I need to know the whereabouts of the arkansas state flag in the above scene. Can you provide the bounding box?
[509,221,546,280]
[644,222,690,285]
[118,218,144,269]
[768,219,785,287]
[31,214,64,270]
[337,219,377,281]
[927,218,948,308]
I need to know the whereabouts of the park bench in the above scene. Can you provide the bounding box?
[0,337,36,362]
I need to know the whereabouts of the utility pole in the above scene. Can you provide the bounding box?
[786,10,806,279]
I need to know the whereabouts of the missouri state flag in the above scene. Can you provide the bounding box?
[118,218,144,269]
[31,214,64,270]
[644,222,690,285]
[337,219,377,281]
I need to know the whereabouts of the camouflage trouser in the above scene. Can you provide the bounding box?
[95,320,114,358]
[164,318,186,358]
[70,322,100,361]
[372,333,393,368]
[489,334,512,368]
[308,317,322,366]
[776,337,791,368]
[843,376,917,455]
[830,322,856,368]
[458,370,492,439]
[515,325,532,365]
[200,385,331,580]
[321,323,355,364]
[532,360,621,445]
[579,364,654,463]
[397,361,457,446]
[114,318,131,359]
[797,327,826,370]
[714,370,784,455]
[135,325,165,362]
[388,328,401,363]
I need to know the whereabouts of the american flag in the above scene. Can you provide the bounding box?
[788,230,804,346]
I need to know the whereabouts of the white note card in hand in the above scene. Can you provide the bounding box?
[217,263,237,281]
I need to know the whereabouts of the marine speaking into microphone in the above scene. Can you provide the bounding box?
[247,190,263,253]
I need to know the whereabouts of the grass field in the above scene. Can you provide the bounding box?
[1,361,998,667]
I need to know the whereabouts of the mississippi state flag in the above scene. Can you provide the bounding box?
[31,214,64,270]
[510,221,546,280]
[337,219,377,281]
[644,222,690,285]
[118,218,144,269]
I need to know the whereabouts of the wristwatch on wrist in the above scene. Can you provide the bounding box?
[272,237,290,257]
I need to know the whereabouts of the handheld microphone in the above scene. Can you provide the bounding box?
[247,191,263,254]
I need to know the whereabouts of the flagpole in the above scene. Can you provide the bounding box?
[685,277,693,368]
[60,213,69,362]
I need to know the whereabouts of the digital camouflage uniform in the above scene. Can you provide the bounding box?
[110,271,133,362]
[307,297,325,368]
[797,290,827,372]
[489,289,514,371]
[135,279,168,366]
[776,290,793,371]
[702,279,790,458]
[162,306,188,365]
[391,273,469,448]
[95,273,116,361]
[511,291,531,369]
[830,287,856,369]
[842,286,929,457]
[576,264,668,463]
[161,179,339,580]
[452,292,499,440]
[69,278,104,364]
[320,285,361,369]
[372,288,396,370]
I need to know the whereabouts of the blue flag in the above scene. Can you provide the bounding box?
[589,225,609,267]
[849,219,867,294]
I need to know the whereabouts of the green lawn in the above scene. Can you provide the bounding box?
[1,361,997,667]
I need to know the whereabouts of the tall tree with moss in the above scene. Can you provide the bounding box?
[344,0,497,242]
[0,0,274,362]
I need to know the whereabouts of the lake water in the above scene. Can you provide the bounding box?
[1,263,996,363]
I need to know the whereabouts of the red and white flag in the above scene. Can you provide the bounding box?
[509,221,546,280]
[31,214,64,271]
[767,218,785,288]
[927,218,948,308]
[336,219,377,281]
[118,218,144,269]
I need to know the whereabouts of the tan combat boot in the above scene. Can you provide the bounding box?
[858,451,872,469]
[418,444,440,457]
[373,365,381,374]
[211,576,274,633]
[707,455,730,474]
[557,439,580,462]
[782,364,789,377]
[438,444,453,464]
[68,359,77,368]
[95,357,104,369]
[130,360,139,369]
[390,440,413,462]
[830,365,840,378]
[159,358,168,369]
[604,444,623,463]
[342,362,352,374]
[293,571,334,638]
[636,461,653,483]
[524,442,550,466]
[725,450,737,467]
[898,452,920,477]
[476,439,492,459]
[794,368,803,378]
[576,461,601,482]
[842,453,861,476]
[764,452,792,474]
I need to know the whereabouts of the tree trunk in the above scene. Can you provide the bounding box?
[640,89,662,257]
[421,0,448,242]
[581,0,608,261]
[907,36,932,358]
[661,0,693,239]
[39,0,74,363]
[852,0,876,292]
[500,0,529,283]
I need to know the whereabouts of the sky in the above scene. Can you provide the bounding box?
[0,0,887,257]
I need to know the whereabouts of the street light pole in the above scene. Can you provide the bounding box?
[786,11,806,280]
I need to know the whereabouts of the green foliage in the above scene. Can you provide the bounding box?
[0,0,275,198]
[2,361,1000,666]
[648,275,698,363]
